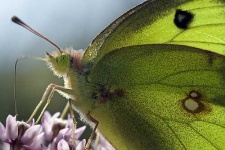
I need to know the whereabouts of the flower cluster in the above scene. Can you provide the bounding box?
[0,111,115,150]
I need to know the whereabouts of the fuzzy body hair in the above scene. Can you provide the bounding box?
[46,48,95,125]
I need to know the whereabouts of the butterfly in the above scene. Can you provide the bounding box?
[13,0,225,149]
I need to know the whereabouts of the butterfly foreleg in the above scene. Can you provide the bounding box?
[27,84,52,123]
[27,83,74,124]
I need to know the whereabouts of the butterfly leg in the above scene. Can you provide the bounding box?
[60,101,70,119]
[35,84,75,124]
[85,111,99,150]
[27,84,52,123]
[69,99,77,146]
[27,83,74,124]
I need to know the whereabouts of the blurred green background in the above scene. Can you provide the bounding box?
[0,0,144,125]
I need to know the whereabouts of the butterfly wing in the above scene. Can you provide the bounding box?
[83,0,225,65]
[80,0,225,149]
[87,44,225,149]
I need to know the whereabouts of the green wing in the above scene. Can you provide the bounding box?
[80,0,225,149]
[87,44,225,149]
[83,0,225,64]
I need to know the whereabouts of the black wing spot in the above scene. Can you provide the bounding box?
[174,9,194,29]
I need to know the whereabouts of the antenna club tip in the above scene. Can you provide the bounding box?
[11,16,19,22]
[11,16,25,25]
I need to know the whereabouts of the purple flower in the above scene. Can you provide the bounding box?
[57,139,70,150]
[48,126,86,150]
[42,111,86,149]
[0,115,44,150]
[41,111,85,141]
[75,139,86,150]
[0,115,18,143]
[20,124,44,149]
[0,111,115,150]
[92,132,115,150]
[56,139,86,150]
[42,111,66,141]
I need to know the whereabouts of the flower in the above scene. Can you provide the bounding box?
[19,123,44,149]
[92,132,115,150]
[0,115,18,143]
[48,126,86,150]
[0,111,115,150]
[56,139,86,150]
[41,111,86,150]
[0,115,44,150]
[42,111,66,141]
[57,139,70,150]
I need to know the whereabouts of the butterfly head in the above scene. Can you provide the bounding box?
[46,51,70,77]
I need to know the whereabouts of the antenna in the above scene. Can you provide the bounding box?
[11,16,62,115]
[14,55,47,115]
[11,16,63,54]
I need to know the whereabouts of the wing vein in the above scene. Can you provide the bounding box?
[164,120,187,150]
[187,123,220,149]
